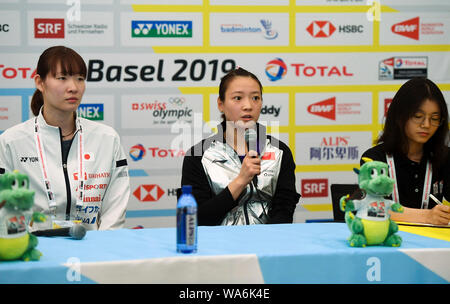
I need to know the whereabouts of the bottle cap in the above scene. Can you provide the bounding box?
[181,185,192,194]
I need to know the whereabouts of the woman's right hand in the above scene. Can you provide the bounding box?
[238,150,261,185]
[425,204,450,225]
[228,150,261,201]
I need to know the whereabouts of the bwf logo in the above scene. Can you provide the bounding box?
[307,97,336,120]
[391,17,419,40]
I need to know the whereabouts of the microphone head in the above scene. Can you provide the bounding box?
[244,128,259,155]
[244,128,257,143]
[69,224,86,240]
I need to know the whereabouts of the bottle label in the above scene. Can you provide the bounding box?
[185,213,196,246]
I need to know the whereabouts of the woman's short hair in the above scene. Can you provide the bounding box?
[31,46,87,116]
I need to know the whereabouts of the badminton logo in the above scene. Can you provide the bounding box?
[265,58,287,82]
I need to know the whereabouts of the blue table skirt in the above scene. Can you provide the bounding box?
[1,223,449,284]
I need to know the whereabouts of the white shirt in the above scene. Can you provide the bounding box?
[0,110,130,231]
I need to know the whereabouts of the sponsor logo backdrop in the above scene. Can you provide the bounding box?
[0,1,449,227]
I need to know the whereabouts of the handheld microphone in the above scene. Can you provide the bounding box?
[32,224,86,240]
[244,128,259,157]
[244,128,259,187]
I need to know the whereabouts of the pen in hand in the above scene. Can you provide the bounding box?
[429,194,443,205]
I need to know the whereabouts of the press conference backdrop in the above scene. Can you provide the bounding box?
[1,0,449,228]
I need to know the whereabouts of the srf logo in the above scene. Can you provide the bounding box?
[34,18,65,39]
[301,179,328,198]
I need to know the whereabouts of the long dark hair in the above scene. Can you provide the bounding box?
[218,67,263,121]
[31,46,87,116]
[378,77,449,173]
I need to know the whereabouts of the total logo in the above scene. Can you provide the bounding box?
[379,56,428,80]
[34,18,65,39]
[129,144,185,161]
[306,21,364,38]
[301,178,328,198]
[0,65,36,80]
[129,144,146,161]
[265,58,287,82]
[265,58,354,82]
[133,184,165,202]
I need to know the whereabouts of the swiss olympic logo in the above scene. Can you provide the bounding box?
[129,144,146,161]
[265,58,287,82]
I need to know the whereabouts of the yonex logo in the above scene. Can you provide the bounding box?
[132,21,192,38]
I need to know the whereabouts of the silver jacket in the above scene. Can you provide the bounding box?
[201,127,284,225]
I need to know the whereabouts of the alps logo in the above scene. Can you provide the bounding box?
[34,18,65,39]
[133,184,165,202]
[306,21,336,38]
[391,17,419,40]
[307,97,335,120]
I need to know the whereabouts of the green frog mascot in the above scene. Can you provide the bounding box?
[340,157,404,247]
[0,170,46,261]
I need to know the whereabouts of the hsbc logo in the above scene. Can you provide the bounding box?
[307,97,336,120]
[301,179,328,198]
[306,21,336,37]
[34,18,65,39]
[306,21,364,38]
[133,184,165,202]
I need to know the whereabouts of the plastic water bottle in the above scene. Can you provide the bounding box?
[176,185,197,253]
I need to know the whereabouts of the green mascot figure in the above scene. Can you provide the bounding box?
[340,157,404,247]
[0,170,46,261]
